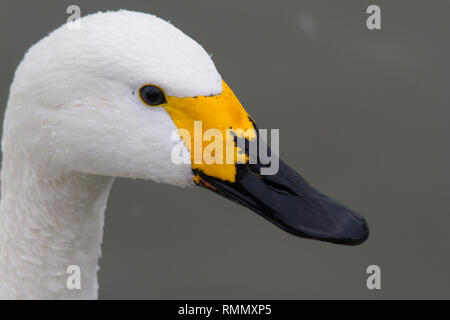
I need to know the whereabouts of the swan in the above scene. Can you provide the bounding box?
[0,10,369,299]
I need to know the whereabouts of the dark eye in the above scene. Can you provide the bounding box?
[139,85,166,106]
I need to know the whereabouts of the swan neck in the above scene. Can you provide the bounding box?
[0,154,114,299]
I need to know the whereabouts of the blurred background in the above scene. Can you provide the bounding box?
[0,0,449,299]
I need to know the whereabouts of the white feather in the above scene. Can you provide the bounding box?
[0,10,222,299]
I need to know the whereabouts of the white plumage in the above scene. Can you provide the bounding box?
[0,10,220,299]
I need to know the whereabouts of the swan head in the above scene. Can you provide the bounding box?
[4,10,369,245]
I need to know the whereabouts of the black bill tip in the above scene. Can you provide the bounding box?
[194,157,369,246]
[291,194,369,245]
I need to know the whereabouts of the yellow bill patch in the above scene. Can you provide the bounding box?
[164,81,256,183]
